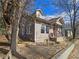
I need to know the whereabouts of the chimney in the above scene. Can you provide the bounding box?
[36,9,42,17]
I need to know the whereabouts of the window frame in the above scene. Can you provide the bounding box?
[46,25,50,33]
[25,23,32,34]
[41,24,45,33]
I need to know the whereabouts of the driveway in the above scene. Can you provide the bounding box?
[57,44,75,59]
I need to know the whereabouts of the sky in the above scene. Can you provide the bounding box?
[26,0,79,23]
[33,0,63,15]
[32,0,79,16]
[26,0,64,16]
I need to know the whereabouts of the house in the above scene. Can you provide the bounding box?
[19,9,64,43]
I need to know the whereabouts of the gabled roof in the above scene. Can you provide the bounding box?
[49,17,64,25]
[34,17,51,24]
[23,10,64,25]
[32,15,64,25]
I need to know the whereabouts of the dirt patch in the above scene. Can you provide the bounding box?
[16,41,68,59]
[68,40,79,59]
[0,35,8,42]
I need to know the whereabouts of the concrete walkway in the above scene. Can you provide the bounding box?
[57,44,75,59]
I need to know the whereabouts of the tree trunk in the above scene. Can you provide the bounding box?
[2,0,31,53]
[11,0,26,53]
[72,0,76,39]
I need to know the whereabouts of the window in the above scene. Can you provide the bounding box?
[25,23,31,34]
[46,25,50,33]
[41,24,45,33]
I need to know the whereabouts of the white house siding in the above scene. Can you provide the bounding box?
[35,22,49,43]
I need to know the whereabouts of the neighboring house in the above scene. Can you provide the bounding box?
[64,20,79,38]
[19,9,64,43]
[75,21,79,38]
[64,23,72,38]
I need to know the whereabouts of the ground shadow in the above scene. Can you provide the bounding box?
[12,51,27,59]
[0,42,10,46]
[0,48,9,54]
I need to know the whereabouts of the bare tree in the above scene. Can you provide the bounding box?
[1,0,33,53]
[52,0,79,39]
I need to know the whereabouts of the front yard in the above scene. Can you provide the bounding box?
[17,41,68,59]
[0,35,71,59]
